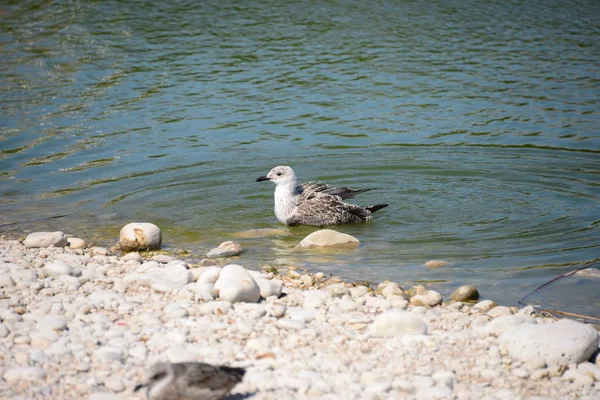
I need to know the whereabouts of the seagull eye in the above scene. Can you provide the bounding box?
[276,172,282,176]
[150,371,168,382]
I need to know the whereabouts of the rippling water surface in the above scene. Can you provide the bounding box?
[1,0,599,312]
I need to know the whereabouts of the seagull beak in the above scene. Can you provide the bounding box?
[133,383,146,392]
[256,175,271,182]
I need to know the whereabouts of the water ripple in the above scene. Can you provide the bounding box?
[0,0,599,308]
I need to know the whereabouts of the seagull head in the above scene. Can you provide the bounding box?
[134,362,174,398]
[257,165,296,185]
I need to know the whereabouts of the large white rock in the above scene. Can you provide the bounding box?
[119,222,162,251]
[214,264,260,303]
[255,278,283,299]
[23,231,68,248]
[499,319,599,367]
[296,229,359,248]
[371,311,428,337]
[483,315,536,337]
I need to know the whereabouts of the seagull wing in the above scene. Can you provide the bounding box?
[297,181,375,201]
[177,363,241,392]
[288,192,365,226]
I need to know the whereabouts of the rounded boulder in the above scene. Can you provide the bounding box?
[451,285,480,302]
[206,241,243,258]
[214,264,260,303]
[119,223,162,251]
[296,229,359,248]
[499,318,599,367]
[23,231,68,248]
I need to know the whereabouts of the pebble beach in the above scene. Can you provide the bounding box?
[0,228,599,400]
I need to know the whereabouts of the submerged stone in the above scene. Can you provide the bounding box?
[206,241,243,258]
[451,285,480,302]
[296,229,359,248]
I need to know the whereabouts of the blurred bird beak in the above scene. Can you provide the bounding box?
[133,383,146,392]
[256,176,270,182]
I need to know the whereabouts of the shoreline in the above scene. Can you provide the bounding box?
[0,233,599,399]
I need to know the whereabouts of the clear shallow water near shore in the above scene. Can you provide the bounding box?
[1,1,599,314]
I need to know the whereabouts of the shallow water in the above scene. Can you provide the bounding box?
[1,0,599,314]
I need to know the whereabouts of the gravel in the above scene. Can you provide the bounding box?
[0,237,598,399]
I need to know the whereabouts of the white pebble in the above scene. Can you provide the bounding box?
[104,376,125,392]
[42,261,74,277]
[487,306,513,318]
[277,319,306,331]
[3,366,47,383]
[266,303,287,318]
[303,290,330,308]
[93,345,125,363]
[511,367,530,378]
[255,277,283,298]
[0,323,9,338]
[197,266,222,284]
[206,241,243,258]
[371,311,428,337]
[214,264,260,303]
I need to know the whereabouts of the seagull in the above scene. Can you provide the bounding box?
[134,362,246,400]
[257,166,388,226]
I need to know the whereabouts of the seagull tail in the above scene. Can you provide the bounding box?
[220,366,246,382]
[366,204,388,213]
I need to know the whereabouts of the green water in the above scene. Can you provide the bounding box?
[1,0,599,315]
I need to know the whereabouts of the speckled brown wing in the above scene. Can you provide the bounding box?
[297,182,375,202]
[288,193,365,226]
[174,363,245,400]
[297,182,329,202]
